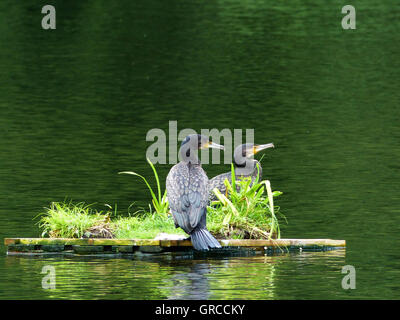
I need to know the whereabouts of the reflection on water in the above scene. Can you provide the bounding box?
[2,250,348,300]
[163,262,212,300]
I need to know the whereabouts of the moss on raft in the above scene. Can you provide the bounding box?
[38,190,283,240]
[37,161,285,240]
[37,202,187,239]
[111,216,186,239]
[37,201,111,238]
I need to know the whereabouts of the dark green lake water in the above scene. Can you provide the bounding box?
[1,0,399,299]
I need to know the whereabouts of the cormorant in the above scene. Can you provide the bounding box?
[209,142,274,200]
[166,134,224,250]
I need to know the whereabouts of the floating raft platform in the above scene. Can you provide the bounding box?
[4,238,346,257]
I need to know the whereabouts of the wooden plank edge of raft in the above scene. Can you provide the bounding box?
[4,238,346,248]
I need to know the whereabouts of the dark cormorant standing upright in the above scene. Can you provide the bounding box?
[209,143,274,200]
[166,134,224,250]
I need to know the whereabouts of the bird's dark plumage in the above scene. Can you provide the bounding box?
[209,143,273,200]
[209,160,262,198]
[166,134,223,250]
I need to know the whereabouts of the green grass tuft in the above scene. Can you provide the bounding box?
[37,163,285,240]
[207,164,285,239]
[37,201,111,238]
[118,158,169,218]
[37,201,185,239]
[111,215,186,239]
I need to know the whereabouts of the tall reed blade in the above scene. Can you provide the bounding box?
[118,159,169,216]
[118,171,158,203]
[265,180,279,239]
[146,157,162,205]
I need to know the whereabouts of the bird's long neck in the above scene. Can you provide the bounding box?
[179,145,200,165]
[235,159,261,178]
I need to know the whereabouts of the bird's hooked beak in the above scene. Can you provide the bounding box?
[203,141,225,150]
[249,142,274,157]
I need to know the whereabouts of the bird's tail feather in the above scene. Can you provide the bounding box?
[190,228,221,251]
